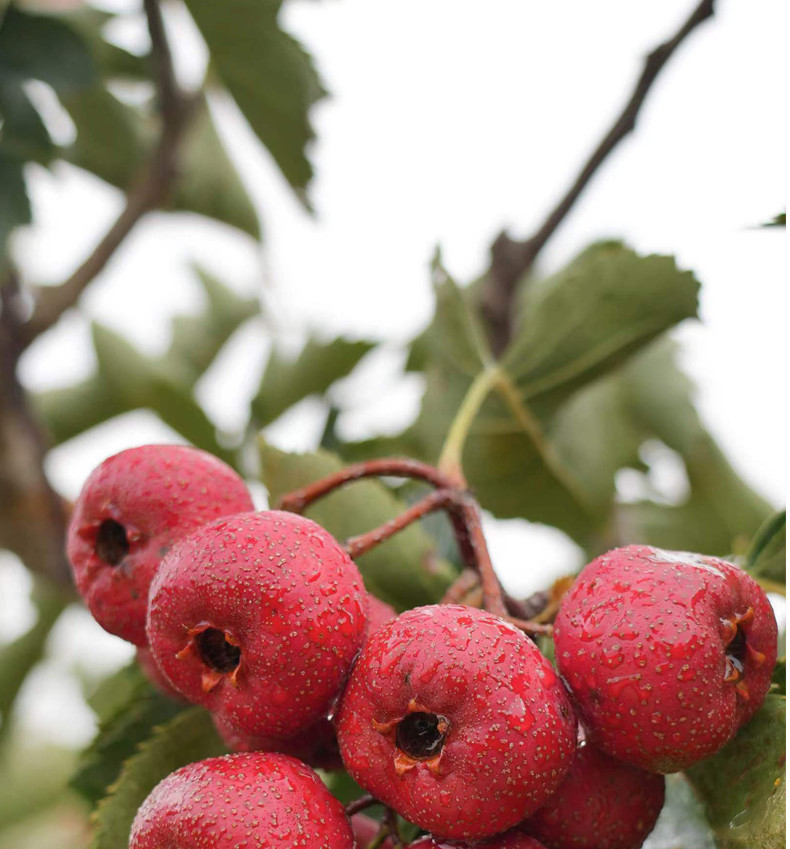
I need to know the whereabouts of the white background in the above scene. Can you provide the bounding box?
[1,0,786,745]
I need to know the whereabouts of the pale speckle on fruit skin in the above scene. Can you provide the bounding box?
[147,510,368,741]
[129,752,355,848]
[67,444,254,646]
[554,545,778,774]
[407,830,547,848]
[521,742,665,849]
[335,605,578,841]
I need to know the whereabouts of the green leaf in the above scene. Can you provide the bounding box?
[167,265,260,385]
[0,6,94,91]
[0,83,53,164]
[0,585,66,741]
[63,90,260,238]
[172,97,261,238]
[642,774,715,849]
[253,337,375,427]
[746,511,786,589]
[183,0,325,199]
[502,241,700,417]
[91,323,232,464]
[0,152,31,270]
[259,441,457,610]
[62,7,150,81]
[71,664,186,805]
[686,695,786,849]
[91,708,225,849]
[761,212,785,228]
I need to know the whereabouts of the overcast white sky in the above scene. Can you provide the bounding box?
[1,0,786,745]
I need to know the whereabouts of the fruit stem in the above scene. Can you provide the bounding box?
[345,489,459,558]
[437,365,500,485]
[274,458,459,513]
[384,807,404,849]
[344,794,378,817]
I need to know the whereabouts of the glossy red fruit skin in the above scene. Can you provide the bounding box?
[147,510,368,740]
[554,545,778,773]
[129,752,355,848]
[213,712,343,771]
[67,444,254,645]
[351,814,392,848]
[366,594,397,637]
[521,743,665,849]
[335,605,577,841]
[136,647,185,701]
[407,832,547,848]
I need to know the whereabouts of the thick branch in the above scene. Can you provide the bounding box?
[482,0,716,355]
[21,0,193,346]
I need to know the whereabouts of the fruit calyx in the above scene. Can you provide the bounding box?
[372,699,451,776]
[721,606,766,701]
[176,623,243,692]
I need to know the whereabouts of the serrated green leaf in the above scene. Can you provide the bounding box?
[0,6,94,90]
[72,664,186,805]
[259,441,457,610]
[746,511,786,589]
[91,708,225,849]
[183,0,325,199]
[0,152,31,270]
[253,337,375,427]
[503,241,700,417]
[686,695,786,849]
[642,774,716,849]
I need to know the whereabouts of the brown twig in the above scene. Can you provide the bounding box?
[21,0,195,346]
[0,274,73,586]
[345,489,458,559]
[481,0,716,355]
[384,808,404,849]
[344,794,378,817]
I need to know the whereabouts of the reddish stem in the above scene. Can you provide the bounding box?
[345,794,378,817]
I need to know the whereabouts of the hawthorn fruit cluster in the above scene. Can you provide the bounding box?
[66,444,777,849]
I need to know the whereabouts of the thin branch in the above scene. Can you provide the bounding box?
[344,794,378,817]
[482,0,716,355]
[21,0,194,346]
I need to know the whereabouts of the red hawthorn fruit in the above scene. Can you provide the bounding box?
[407,832,547,848]
[136,647,185,701]
[67,444,253,645]
[213,712,343,771]
[335,605,577,840]
[129,752,355,848]
[351,814,392,848]
[147,510,368,740]
[521,743,665,849]
[554,545,778,773]
[366,593,397,637]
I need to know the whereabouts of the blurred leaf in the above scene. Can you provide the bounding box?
[253,337,375,427]
[173,97,260,238]
[0,585,66,740]
[0,741,78,834]
[91,708,225,849]
[642,774,715,849]
[63,90,261,237]
[686,694,786,849]
[502,241,700,418]
[72,664,186,805]
[746,511,786,589]
[772,658,785,696]
[259,441,457,610]
[0,6,94,90]
[167,265,260,385]
[183,0,325,199]
[761,212,785,228]
[0,152,31,269]
[0,83,53,164]
[91,322,232,463]
[63,6,150,81]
